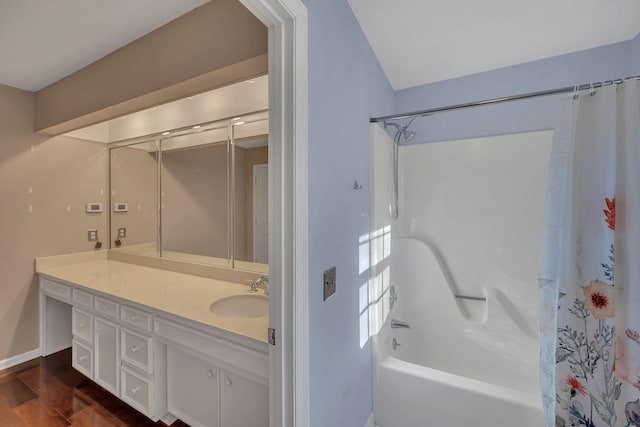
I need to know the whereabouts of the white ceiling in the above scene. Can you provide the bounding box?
[0,0,208,91]
[348,0,640,90]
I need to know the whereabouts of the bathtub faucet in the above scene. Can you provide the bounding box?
[390,319,410,329]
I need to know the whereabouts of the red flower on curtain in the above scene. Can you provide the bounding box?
[604,197,615,230]
[566,375,588,396]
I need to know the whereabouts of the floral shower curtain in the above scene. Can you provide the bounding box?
[540,80,640,427]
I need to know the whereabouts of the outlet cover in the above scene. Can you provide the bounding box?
[88,229,98,241]
[117,228,126,238]
[323,266,336,301]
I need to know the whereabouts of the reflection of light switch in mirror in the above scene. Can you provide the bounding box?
[117,228,126,238]
[113,202,128,212]
[85,203,103,213]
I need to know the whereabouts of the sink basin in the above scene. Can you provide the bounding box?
[209,294,269,318]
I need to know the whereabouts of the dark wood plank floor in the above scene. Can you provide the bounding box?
[0,349,190,427]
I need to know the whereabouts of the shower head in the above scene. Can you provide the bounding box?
[384,117,418,143]
[404,130,416,142]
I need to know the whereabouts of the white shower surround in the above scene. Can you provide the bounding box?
[370,125,551,427]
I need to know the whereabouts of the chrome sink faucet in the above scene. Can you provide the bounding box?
[249,276,269,295]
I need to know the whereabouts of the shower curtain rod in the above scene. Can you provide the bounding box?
[370,74,640,123]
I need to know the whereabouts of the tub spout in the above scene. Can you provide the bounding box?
[391,319,410,329]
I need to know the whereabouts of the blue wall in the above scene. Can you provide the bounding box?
[303,0,395,426]
[632,33,640,74]
[394,41,634,144]
[302,2,638,423]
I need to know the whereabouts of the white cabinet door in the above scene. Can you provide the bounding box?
[220,370,268,427]
[167,346,220,427]
[94,317,120,395]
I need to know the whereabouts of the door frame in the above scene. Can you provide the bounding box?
[236,1,309,427]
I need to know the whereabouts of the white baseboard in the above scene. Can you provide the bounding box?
[0,348,40,370]
[364,412,376,427]
[161,413,178,424]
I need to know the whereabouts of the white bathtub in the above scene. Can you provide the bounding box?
[371,237,543,427]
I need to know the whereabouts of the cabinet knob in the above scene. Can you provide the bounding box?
[132,386,140,395]
[208,369,215,378]
[131,346,139,353]
[225,378,232,387]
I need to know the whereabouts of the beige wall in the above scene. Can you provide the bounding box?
[35,0,268,134]
[0,84,108,360]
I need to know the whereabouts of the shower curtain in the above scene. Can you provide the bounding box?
[540,80,640,427]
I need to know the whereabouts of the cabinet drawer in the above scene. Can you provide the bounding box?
[40,278,71,301]
[72,340,93,378]
[167,346,220,427]
[72,308,93,345]
[120,305,152,332]
[95,296,119,319]
[72,288,94,308]
[121,366,152,417]
[121,328,153,374]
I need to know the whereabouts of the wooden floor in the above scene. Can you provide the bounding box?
[0,349,189,427]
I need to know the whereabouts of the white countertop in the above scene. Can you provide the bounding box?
[37,256,268,344]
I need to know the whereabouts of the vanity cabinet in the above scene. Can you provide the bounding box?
[64,289,167,421]
[157,317,269,427]
[40,275,268,426]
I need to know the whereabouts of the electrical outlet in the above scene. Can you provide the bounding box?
[323,266,336,301]
[117,228,126,238]
[88,229,98,241]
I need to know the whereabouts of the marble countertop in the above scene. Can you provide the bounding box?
[36,254,268,344]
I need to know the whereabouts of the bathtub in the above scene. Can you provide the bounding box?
[371,237,543,427]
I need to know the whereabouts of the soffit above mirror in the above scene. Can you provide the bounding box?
[64,74,268,144]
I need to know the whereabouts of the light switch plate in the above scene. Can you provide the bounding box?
[88,229,98,241]
[117,228,126,238]
[323,266,336,301]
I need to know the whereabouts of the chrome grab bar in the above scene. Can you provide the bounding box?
[455,294,487,301]
[391,319,410,329]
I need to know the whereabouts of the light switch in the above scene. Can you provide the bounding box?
[117,228,126,238]
[88,229,98,241]
[323,267,336,301]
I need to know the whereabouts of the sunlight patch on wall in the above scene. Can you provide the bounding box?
[359,225,392,348]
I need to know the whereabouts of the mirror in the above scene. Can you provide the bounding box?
[160,126,231,266]
[110,140,159,254]
[231,120,269,269]
[108,115,268,273]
